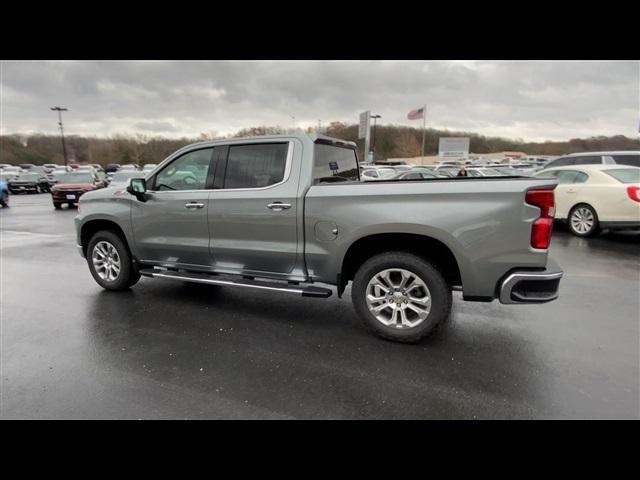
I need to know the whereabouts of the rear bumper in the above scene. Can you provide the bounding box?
[498,258,563,304]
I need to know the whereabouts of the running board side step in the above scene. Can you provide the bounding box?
[138,268,332,298]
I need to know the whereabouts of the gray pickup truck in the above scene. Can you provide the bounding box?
[75,133,563,342]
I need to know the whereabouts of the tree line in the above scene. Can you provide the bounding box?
[1,124,638,166]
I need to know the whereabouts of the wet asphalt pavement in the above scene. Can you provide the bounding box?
[1,193,638,419]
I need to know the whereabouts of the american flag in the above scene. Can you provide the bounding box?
[407,107,424,120]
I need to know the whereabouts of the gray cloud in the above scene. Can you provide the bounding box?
[134,120,179,132]
[1,60,638,142]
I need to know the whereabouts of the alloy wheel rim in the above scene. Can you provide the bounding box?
[571,207,594,234]
[92,241,121,281]
[365,268,432,329]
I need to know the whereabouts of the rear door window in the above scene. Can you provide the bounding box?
[555,170,582,184]
[574,172,589,183]
[223,143,288,189]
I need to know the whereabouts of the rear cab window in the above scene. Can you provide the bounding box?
[313,142,359,184]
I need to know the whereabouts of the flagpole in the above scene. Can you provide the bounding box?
[421,104,426,164]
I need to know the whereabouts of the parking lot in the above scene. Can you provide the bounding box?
[1,193,638,419]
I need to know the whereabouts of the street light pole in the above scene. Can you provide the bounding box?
[370,114,381,160]
[51,106,69,167]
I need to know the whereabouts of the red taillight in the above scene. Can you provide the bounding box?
[627,186,640,203]
[526,189,555,249]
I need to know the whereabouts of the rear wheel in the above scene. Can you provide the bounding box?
[87,230,140,290]
[569,204,599,237]
[53,202,62,210]
[352,252,452,343]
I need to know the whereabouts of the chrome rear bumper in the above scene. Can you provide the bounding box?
[499,258,563,304]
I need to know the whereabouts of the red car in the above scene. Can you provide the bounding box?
[50,171,105,209]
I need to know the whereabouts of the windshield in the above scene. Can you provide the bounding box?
[313,143,359,184]
[603,168,640,184]
[55,172,94,183]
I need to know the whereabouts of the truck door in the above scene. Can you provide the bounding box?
[208,140,300,275]
[131,147,216,267]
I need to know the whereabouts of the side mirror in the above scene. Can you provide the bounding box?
[127,177,147,202]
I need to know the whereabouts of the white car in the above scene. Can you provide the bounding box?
[465,167,510,177]
[534,165,640,236]
[361,167,397,181]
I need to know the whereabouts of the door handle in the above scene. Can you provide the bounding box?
[267,202,292,211]
[184,202,205,209]
[567,189,577,194]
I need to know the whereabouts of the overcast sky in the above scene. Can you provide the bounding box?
[1,60,638,142]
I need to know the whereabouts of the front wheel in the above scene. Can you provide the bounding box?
[87,230,140,290]
[352,252,452,343]
[569,204,599,237]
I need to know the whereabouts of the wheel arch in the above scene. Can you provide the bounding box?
[569,201,599,217]
[338,232,463,297]
[80,219,133,259]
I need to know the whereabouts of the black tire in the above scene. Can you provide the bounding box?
[86,230,139,291]
[352,252,452,343]
[568,203,599,237]
[53,202,62,210]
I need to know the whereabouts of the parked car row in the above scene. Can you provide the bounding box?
[2,153,638,239]
[359,152,640,238]
[360,163,535,180]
